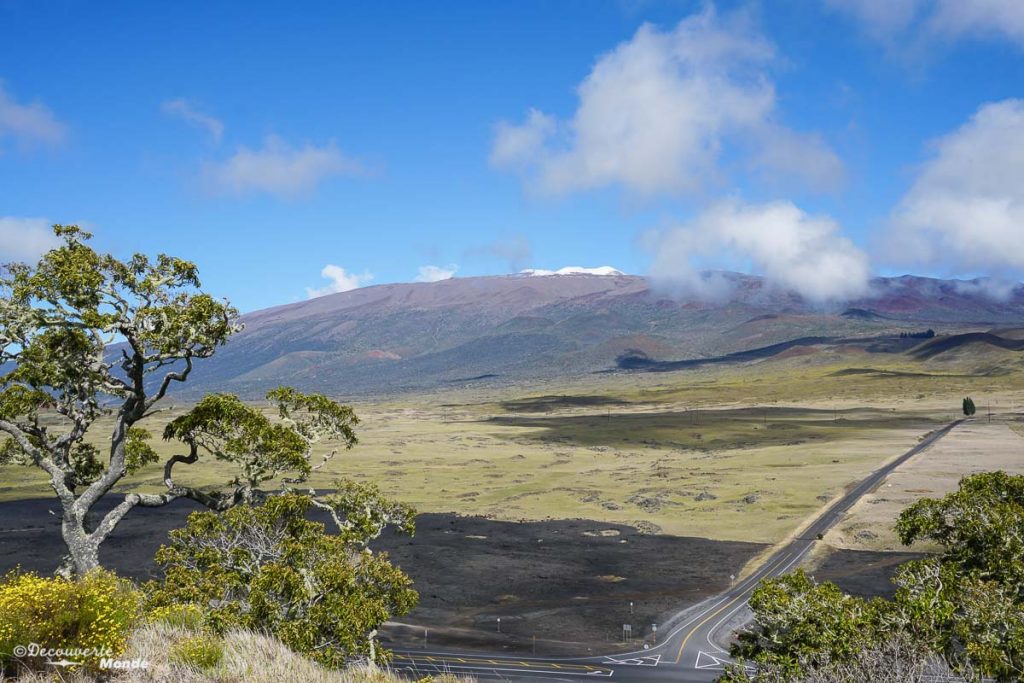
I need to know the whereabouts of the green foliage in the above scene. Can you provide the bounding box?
[963,396,977,416]
[164,393,311,492]
[162,387,363,503]
[892,558,1024,679]
[0,226,371,577]
[726,471,1024,682]
[0,569,142,674]
[0,225,244,574]
[169,633,224,670]
[145,492,418,668]
[124,427,159,473]
[147,603,206,631]
[1,226,237,412]
[721,571,894,681]
[323,479,417,546]
[269,386,359,451]
[892,471,1024,679]
[896,471,1024,591]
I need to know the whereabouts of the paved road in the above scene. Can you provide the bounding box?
[392,420,963,682]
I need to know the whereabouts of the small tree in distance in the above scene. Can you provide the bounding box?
[963,397,977,417]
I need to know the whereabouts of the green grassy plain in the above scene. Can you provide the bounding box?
[3,347,1023,544]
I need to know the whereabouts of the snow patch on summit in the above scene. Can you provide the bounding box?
[519,266,624,277]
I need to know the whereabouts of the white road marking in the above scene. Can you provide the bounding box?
[694,651,754,673]
[694,651,732,670]
[602,654,660,666]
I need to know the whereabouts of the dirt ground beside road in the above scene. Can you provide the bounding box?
[376,513,765,654]
[0,498,764,654]
[824,420,1024,552]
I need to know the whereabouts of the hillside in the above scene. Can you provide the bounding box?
[175,273,1024,398]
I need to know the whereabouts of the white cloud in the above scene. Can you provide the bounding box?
[490,109,556,170]
[930,0,1024,44]
[305,264,373,298]
[414,264,458,283]
[0,81,66,149]
[490,8,843,196]
[827,0,1024,47]
[888,99,1024,274]
[0,217,61,262]
[953,278,1021,301]
[203,136,363,198]
[648,199,870,303]
[162,98,224,142]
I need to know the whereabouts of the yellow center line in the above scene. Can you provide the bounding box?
[674,553,791,664]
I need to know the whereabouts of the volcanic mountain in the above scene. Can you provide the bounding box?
[178,272,1024,398]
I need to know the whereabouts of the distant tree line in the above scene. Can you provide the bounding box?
[899,329,936,339]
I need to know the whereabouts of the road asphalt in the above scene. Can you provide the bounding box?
[391,420,963,682]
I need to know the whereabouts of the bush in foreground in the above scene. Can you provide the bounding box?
[0,569,141,675]
[145,491,418,668]
[722,471,1024,682]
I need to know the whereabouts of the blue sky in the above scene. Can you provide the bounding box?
[2,0,1023,311]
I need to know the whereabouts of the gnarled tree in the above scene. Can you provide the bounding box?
[0,226,372,576]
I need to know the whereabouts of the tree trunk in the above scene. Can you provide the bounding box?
[59,510,100,578]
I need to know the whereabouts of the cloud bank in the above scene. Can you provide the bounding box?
[0,218,61,262]
[490,8,843,196]
[888,99,1024,273]
[485,7,1024,303]
[305,264,374,298]
[203,136,363,198]
[0,81,66,149]
[648,199,871,303]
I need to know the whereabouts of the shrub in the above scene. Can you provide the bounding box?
[121,622,476,683]
[146,492,418,668]
[0,569,141,674]
[170,634,224,671]
[148,603,206,631]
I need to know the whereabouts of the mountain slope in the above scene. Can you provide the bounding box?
[176,273,1024,398]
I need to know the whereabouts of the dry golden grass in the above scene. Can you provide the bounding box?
[3,348,1023,545]
[11,624,470,683]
